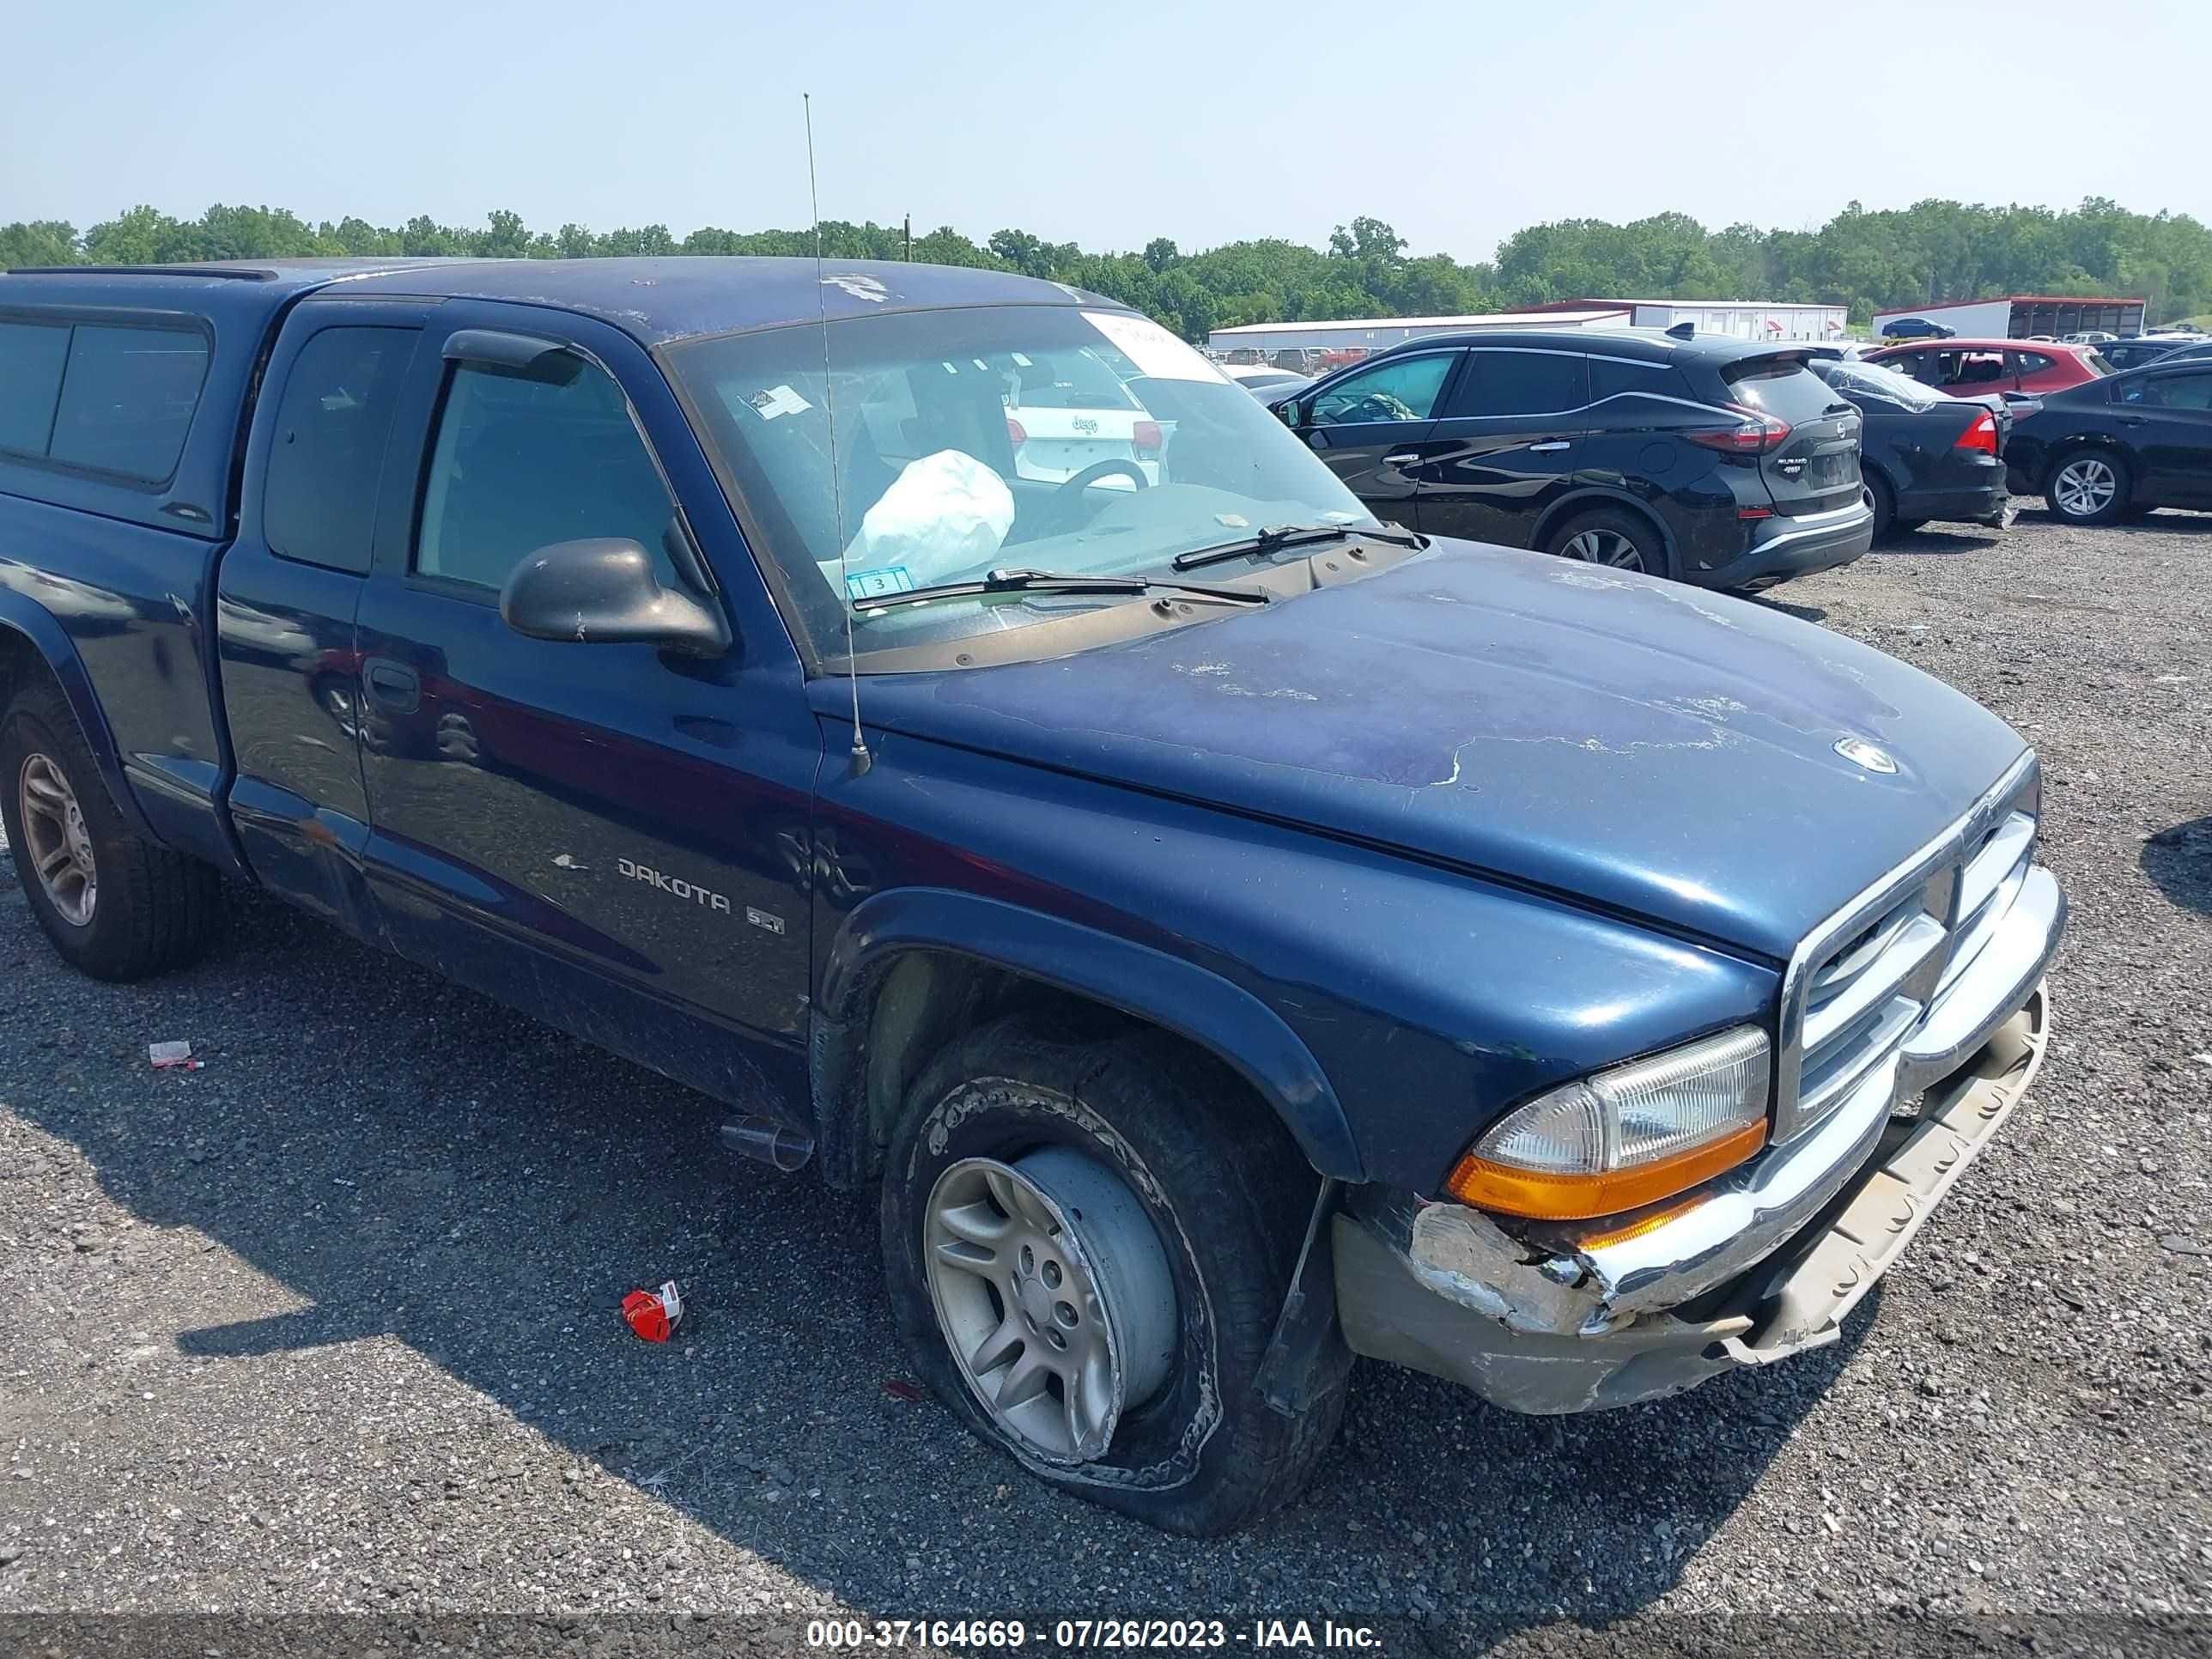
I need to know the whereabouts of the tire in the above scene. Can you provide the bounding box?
[880,1017,1350,1535]
[2045,448,2130,526]
[1,678,221,981]
[1546,507,1669,580]
[1893,517,1929,535]
[1864,477,1895,542]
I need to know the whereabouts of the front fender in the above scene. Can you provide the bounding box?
[819,885,1364,1180]
[0,591,155,842]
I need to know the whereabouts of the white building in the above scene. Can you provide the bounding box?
[1206,308,1630,359]
[1522,298,1848,342]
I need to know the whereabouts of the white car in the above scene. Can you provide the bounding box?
[1219,365,1313,395]
[1002,348,1164,489]
[2060,330,2116,344]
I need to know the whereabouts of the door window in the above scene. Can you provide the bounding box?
[416,359,678,592]
[2131,371,2212,410]
[263,327,417,574]
[1308,354,1455,427]
[1445,349,1589,418]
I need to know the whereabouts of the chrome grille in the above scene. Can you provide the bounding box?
[1775,753,2040,1144]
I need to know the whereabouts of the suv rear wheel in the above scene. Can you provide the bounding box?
[1547,507,1668,578]
[1,680,221,980]
[880,1017,1349,1535]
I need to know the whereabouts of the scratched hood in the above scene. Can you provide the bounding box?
[854,542,2027,959]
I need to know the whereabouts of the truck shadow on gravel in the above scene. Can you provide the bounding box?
[2141,817,2212,917]
[5,876,1862,1636]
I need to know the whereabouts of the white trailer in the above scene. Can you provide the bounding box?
[1206,308,1630,363]
[1871,295,2148,340]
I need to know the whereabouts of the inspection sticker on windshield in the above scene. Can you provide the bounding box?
[846,565,916,602]
[745,384,813,421]
[1081,311,1226,383]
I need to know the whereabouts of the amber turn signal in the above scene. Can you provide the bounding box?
[1444,1119,1767,1222]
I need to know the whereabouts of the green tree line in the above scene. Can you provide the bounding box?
[5,198,2209,338]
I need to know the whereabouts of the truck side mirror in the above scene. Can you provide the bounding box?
[499,538,730,658]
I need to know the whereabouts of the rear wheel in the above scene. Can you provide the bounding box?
[1,680,222,981]
[2045,450,2130,525]
[1546,507,1668,579]
[1864,476,1896,542]
[880,1018,1349,1535]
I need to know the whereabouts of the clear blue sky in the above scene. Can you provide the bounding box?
[5,0,2201,260]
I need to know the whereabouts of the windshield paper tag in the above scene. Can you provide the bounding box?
[846,565,916,601]
[746,384,814,421]
[1081,311,1225,383]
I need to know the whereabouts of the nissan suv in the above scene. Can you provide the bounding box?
[1267,328,1874,589]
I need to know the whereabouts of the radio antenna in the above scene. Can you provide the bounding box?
[808,91,870,776]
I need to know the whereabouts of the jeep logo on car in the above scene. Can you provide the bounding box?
[1072,416,1098,434]
[617,856,732,912]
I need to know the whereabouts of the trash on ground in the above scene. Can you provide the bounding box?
[622,1280,684,1343]
[148,1041,202,1072]
[882,1377,925,1402]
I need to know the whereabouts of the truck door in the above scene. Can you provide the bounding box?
[216,301,430,933]
[351,302,822,1113]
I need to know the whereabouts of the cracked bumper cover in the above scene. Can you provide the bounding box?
[1334,866,2062,1415]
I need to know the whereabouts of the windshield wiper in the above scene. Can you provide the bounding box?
[1170,521,1423,572]
[851,567,1271,613]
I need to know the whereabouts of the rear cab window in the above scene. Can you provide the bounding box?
[262,327,419,574]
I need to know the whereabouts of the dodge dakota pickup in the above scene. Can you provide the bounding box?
[0,258,2063,1534]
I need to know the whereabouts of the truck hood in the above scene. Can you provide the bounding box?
[848,541,2027,960]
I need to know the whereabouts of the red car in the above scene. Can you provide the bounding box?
[1863,338,2111,399]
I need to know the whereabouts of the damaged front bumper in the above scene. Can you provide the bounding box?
[1337,986,2048,1413]
[1335,859,2059,1417]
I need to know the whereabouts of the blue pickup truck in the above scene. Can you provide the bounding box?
[0,258,2063,1534]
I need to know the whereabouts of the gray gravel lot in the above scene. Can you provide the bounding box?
[1,506,2208,1652]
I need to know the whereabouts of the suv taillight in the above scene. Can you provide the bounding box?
[1133,419,1163,459]
[1006,414,1029,446]
[1682,404,1792,455]
[1955,410,1999,454]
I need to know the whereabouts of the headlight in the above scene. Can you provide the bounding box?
[1443,1025,1771,1221]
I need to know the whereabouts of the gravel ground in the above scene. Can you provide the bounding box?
[1,506,2208,1654]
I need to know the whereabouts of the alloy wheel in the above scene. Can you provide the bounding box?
[922,1148,1176,1465]
[2053,457,2117,519]
[1559,528,1648,571]
[17,753,97,927]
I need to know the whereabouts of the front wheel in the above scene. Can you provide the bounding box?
[2045,450,2130,525]
[880,1018,1348,1535]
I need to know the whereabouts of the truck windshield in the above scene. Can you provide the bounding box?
[665,305,1377,665]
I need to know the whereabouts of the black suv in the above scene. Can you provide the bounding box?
[1267,329,1873,589]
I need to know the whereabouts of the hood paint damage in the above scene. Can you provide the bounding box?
[858,541,2027,960]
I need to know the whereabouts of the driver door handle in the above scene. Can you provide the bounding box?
[364,659,421,714]
[1529,441,1572,453]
